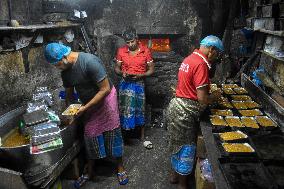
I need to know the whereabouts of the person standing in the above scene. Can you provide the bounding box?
[44,43,128,187]
[167,35,223,189]
[114,27,154,141]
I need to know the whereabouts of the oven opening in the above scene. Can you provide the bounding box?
[139,38,171,52]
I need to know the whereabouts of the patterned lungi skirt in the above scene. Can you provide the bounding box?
[83,87,123,159]
[166,97,204,175]
[118,80,145,130]
[84,128,123,159]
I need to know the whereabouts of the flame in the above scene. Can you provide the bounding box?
[139,38,171,52]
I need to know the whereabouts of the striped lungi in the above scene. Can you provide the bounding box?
[84,128,123,159]
[166,97,204,175]
[118,79,145,130]
[83,86,120,138]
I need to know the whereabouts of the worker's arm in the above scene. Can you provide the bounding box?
[197,86,221,105]
[115,60,129,78]
[132,61,155,79]
[114,60,123,76]
[65,87,74,107]
[76,78,111,116]
[144,61,155,77]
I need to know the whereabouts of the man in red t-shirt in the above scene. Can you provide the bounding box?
[115,27,154,141]
[167,35,223,189]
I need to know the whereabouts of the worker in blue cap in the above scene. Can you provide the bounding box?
[166,35,223,189]
[44,43,128,187]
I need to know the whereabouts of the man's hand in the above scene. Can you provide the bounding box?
[131,74,144,79]
[122,72,128,78]
[210,89,222,102]
[123,73,144,79]
[75,105,87,117]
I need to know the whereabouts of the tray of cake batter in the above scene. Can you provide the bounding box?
[224,116,244,128]
[62,104,82,116]
[255,116,278,131]
[216,130,248,143]
[238,109,263,117]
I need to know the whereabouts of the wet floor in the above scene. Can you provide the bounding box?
[62,126,196,189]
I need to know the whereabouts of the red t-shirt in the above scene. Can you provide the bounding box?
[175,49,211,101]
[115,44,153,74]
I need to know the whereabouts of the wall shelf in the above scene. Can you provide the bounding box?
[245,26,284,37]
[0,22,81,31]
[261,50,284,62]
[255,28,284,37]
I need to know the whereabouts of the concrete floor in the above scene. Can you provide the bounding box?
[61,126,196,189]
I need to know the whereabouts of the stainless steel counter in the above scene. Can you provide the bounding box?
[0,107,83,188]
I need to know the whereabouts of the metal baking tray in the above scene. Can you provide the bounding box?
[210,115,231,132]
[23,110,49,126]
[255,116,277,128]
[218,101,234,109]
[221,84,239,88]
[218,96,230,103]
[225,116,244,127]
[62,104,82,116]
[231,101,248,110]
[223,88,236,95]
[217,130,248,143]
[211,109,234,116]
[30,138,63,155]
[221,142,256,155]
[241,116,260,129]
[243,101,261,109]
[31,122,60,136]
[210,115,228,126]
[209,84,218,93]
[31,134,61,146]
[231,95,252,101]
[233,87,248,94]
[238,109,263,117]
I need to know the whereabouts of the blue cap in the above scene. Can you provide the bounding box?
[200,35,224,52]
[44,43,71,64]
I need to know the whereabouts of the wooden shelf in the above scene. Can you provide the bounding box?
[245,27,284,37]
[255,28,284,37]
[0,22,81,31]
[261,50,284,62]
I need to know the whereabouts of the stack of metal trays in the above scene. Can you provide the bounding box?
[31,122,61,146]
[30,122,63,154]
[23,110,49,127]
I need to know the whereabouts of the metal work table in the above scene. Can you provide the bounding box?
[199,73,284,189]
[0,106,83,189]
[200,121,230,189]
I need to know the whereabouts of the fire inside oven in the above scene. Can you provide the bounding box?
[139,38,171,52]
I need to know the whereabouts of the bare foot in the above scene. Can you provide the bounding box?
[140,126,145,140]
[123,137,132,145]
[178,185,188,189]
[169,171,178,184]
[177,174,188,189]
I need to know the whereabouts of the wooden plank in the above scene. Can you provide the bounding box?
[254,28,284,37]
[253,18,277,30]
[261,50,284,62]
[0,23,80,31]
